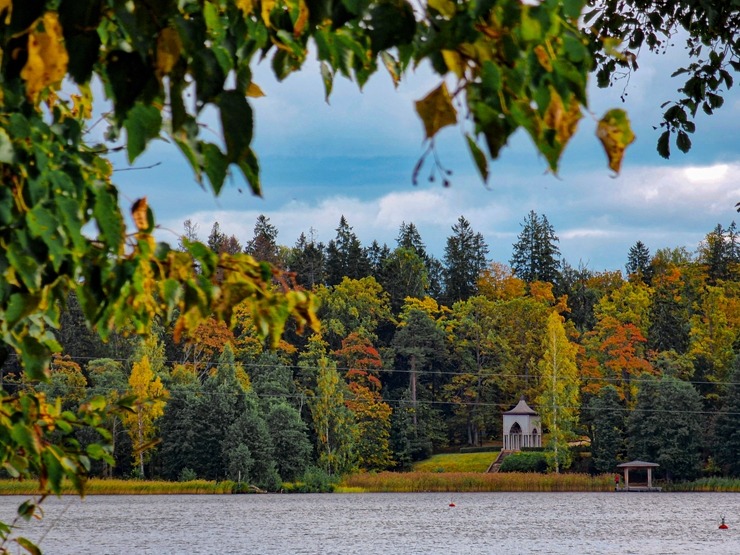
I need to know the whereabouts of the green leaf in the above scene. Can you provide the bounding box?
[676,130,692,153]
[20,335,52,381]
[562,0,584,19]
[218,90,253,165]
[320,61,334,101]
[105,51,151,122]
[17,500,37,521]
[5,293,41,329]
[201,142,228,196]
[657,130,670,159]
[93,185,124,250]
[27,205,66,271]
[86,442,107,460]
[466,134,489,184]
[6,241,41,290]
[124,104,163,163]
[16,537,43,555]
[238,149,261,196]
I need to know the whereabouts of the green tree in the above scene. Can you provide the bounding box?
[628,376,703,482]
[289,230,326,289]
[714,357,740,477]
[315,276,392,349]
[696,223,740,285]
[392,307,448,430]
[266,401,313,481]
[626,241,653,284]
[443,216,489,303]
[309,358,357,477]
[535,311,580,473]
[510,211,562,285]
[584,385,626,474]
[380,247,428,313]
[325,216,370,285]
[245,215,281,267]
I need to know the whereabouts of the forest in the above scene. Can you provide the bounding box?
[11,211,739,488]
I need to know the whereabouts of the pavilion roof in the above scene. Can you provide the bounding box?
[617,460,660,469]
[503,398,538,416]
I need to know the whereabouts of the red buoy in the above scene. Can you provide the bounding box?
[449,502,456,507]
[719,516,728,530]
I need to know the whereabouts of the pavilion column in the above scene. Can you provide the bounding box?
[624,469,630,490]
[647,468,652,489]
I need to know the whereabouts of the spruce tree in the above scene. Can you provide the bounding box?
[510,210,561,284]
[325,216,370,285]
[289,230,326,288]
[443,216,489,303]
[625,240,653,283]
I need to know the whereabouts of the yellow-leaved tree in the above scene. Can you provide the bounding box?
[123,355,169,478]
[535,311,580,473]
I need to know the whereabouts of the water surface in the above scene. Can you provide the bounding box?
[0,492,737,554]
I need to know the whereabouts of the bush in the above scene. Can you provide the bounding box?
[178,468,197,482]
[283,467,338,493]
[499,452,548,473]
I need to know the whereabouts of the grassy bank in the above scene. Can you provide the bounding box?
[339,472,613,493]
[0,479,236,496]
[411,452,495,473]
[663,478,740,492]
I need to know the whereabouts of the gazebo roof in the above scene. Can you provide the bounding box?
[617,460,660,469]
[503,398,538,416]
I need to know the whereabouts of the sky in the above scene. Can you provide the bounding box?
[110,38,740,274]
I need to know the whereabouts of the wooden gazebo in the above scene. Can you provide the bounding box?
[616,461,661,492]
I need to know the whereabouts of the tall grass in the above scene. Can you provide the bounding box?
[0,479,236,495]
[663,478,740,492]
[340,472,613,492]
[412,453,496,473]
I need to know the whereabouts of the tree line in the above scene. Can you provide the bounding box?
[13,212,739,487]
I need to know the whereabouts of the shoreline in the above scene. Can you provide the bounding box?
[0,474,737,496]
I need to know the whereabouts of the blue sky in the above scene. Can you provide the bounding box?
[112,43,740,273]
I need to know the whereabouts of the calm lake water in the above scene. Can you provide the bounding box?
[0,492,737,554]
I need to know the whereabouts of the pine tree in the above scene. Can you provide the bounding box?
[584,386,626,474]
[245,214,281,266]
[443,216,489,303]
[697,222,740,284]
[325,216,370,285]
[625,241,653,283]
[289,229,326,288]
[510,210,561,284]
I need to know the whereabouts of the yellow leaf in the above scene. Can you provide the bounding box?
[544,90,581,145]
[21,12,69,104]
[261,0,276,26]
[155,27,181,79]
[534,45,552,72]
[442,50,465,79]
[246,82,266,97]
[236,0,254,16]
[428,0,455,18]
[131,197,149,231]
[0,0,11,24]
[293,0,309,37]
[596,109,636,174]
[415,82,458,140]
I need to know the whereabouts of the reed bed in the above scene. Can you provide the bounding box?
[663,477,740,492]
[412,453,495,473]
[340,472,614,493]
[0,479,235,496]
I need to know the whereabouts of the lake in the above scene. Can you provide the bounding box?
[0,492,737,554]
